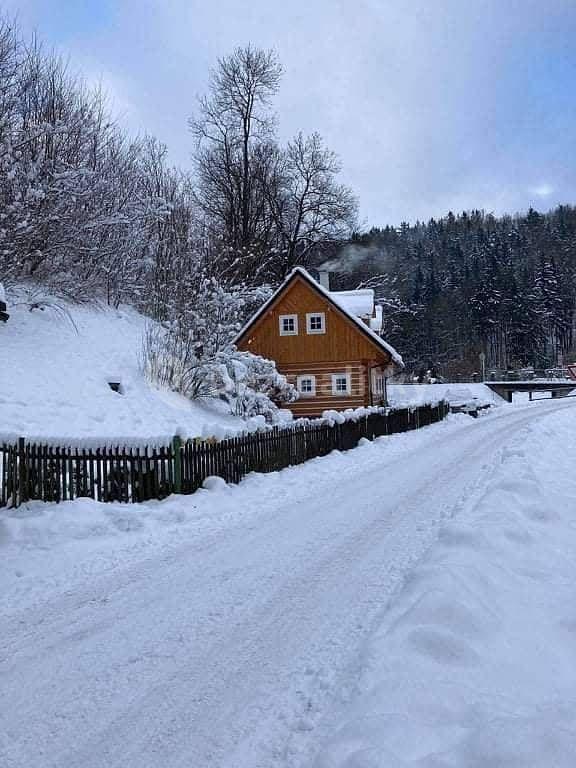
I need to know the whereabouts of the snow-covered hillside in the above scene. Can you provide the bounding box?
[0,298,249,442]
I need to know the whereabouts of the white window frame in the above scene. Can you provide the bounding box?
[297,374,316,397]
[331,372,351,396]
[306,312,326,335]
[279,314,298,336]
[372,372,384,394]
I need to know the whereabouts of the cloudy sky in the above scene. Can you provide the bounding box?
[6,0,576,226]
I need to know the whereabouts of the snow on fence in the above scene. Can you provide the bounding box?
[0,402,450,509]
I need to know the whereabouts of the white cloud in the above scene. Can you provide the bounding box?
[530,183,555,198]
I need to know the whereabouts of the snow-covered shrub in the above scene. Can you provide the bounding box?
[140,269,270,399]
[140,255,296,422]
[141,325,297,423]
[208,350,297,421]
[140,323,215,399]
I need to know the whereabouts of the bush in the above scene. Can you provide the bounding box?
[140,324,297,422]
[212,350,297,421]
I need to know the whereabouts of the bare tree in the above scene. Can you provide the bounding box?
[269,132,358,276]
[190,50,357,283]
[190,45,282,269]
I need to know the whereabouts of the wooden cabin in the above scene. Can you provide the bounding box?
[234,267,404,417]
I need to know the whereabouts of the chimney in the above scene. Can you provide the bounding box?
[317,269,331,290]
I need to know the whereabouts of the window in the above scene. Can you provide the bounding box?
[279,314,298,336]
[297,375,316,397]
[306,312,326,335]
[331,373,351,396]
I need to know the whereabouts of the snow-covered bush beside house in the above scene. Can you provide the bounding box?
[141,321,297,423]
[212,350,298,420]
[141,323,298,423]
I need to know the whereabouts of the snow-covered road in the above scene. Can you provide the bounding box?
[2,400,575,768]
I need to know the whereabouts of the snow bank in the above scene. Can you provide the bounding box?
[388,382,502,408]
[0,294,251,442]
[313,405,576,767]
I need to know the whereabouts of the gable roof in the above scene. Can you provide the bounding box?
[234,267,404,367]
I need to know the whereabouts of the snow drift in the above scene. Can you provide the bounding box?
[313,404,576,768]
[0,295,282,442]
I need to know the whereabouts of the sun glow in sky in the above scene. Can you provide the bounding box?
[7,0,576,225]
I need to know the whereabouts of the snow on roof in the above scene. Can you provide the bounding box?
[234,267,404,367]
[329,289,375,318]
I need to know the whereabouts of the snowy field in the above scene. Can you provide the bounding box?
[2,398,576,768]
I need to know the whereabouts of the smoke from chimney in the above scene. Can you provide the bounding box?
[318,243,384,274]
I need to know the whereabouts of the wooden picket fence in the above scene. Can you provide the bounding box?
[0,401,449,509]
[0,440,175,508]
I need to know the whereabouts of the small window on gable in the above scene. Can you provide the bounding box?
[297,375,316,397]
[332,373,351,396]
[306,312,326,335]
[279,314,298,336]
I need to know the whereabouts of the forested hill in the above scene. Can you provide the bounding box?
[335,206,576,377]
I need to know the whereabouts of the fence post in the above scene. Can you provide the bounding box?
[172,435,182,494]
[18,436,26,507]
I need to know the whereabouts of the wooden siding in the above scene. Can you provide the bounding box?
[281,361,370,417]
[237,275,391,366]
